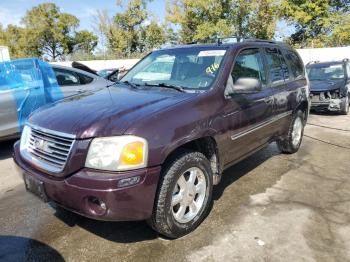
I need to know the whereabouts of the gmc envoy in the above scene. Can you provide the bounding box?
[13,38,310,238]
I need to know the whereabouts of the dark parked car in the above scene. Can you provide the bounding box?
[306,59,350,114]
[13,38,310,238]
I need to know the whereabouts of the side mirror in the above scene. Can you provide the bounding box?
[233,77,262,94]
[107,70,120,82]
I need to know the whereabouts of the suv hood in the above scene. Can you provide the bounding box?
[310,80,344,92]
[28,86,192,139]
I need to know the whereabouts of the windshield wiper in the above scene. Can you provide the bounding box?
[144,83,186,93]
[116,80,139,89]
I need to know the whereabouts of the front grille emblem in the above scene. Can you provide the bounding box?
[33,138,53,154]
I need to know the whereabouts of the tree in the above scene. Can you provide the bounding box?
[97,0,166,57]
[166,0,278,43]
[140,21,166,51]
[0,24,35,59]
[22,3,98,60]
[247,0,278,39]
[330,14,350,46]
[281,0,350,47]
[74,30,98,54]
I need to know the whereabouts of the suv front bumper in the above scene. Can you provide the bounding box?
[311,100,342,111]
[13,142,161,221]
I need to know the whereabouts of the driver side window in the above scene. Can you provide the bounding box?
[231,48,267,85]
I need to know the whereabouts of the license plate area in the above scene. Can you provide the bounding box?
[24,175,48,202]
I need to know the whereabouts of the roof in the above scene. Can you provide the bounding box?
[159,38,292,51]
[51,64,99,78]
[306,60,348,68]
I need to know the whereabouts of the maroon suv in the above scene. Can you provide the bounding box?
[13,39,310,238]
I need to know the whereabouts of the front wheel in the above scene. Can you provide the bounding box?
[277,110,305,154]
[148,151,213,238]
[340,95,349,115]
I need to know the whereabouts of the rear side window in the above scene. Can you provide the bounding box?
[285,51,304,78]
[265,48,289,83]
[78,73,94,84]
[54,69,80,86]
[231,48,267,84]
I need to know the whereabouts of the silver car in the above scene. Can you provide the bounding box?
[0,60,110,141]
[52,64,111,97]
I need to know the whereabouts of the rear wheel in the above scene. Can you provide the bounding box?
[148,151,213,238]
[277,110,305,154]
[340,95,349,115]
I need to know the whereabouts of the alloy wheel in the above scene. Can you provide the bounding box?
[292,116,303,147]
[171,167,207,223]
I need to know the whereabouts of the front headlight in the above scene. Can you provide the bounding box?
[20,125,31,152]
[85,136,148,171]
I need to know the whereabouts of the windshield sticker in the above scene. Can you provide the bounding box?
[198,50,226,57]
[206,63,220,74]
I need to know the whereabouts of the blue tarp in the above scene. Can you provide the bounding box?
[0,58,64,131]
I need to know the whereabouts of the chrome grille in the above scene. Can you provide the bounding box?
[25,126,75,173]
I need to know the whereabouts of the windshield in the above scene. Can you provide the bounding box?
[121,47,228,91]
[307,64,345,81]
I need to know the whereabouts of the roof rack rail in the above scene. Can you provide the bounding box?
[244,38,277,44]
[306,61,320,66]
[187,35,278,46]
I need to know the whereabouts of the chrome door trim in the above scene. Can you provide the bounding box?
[231,110,292,141]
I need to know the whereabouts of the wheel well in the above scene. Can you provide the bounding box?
[164,137,220,179]
[296,100,309,121]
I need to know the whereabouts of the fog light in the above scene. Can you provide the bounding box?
[86,196,107,216]
[118,176,141,188]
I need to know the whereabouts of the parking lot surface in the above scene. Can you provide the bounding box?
[0,113,350,262]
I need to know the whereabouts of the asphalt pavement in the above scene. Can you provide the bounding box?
[0,112,349,262]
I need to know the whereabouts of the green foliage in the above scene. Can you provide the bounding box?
[247,0,278,39]
[0,3,98,61]
[0,24,35,59]
[1,0,350,61]
[98,0,166,57]
[22,3,79,60]
[166,0,278,43]
[281,0,350,47]
[74,30,98,54]
[141,21,167,51]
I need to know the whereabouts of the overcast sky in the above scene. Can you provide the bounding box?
[0,0,166,30]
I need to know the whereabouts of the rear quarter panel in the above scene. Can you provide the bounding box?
[0,89,19,138]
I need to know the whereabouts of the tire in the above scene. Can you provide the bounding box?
[340,95,349,115]
[277,110,305,154]
[148,150,213,238]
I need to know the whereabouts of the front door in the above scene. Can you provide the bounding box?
[222,48,275,167]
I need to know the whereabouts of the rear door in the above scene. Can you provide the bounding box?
[0,82,45,138]
[54,68,104,98]
[264,47,293,135]
[54,68,99,97]
[0,60,47,138]
[0,89,20,138]
[222,47,275,166]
